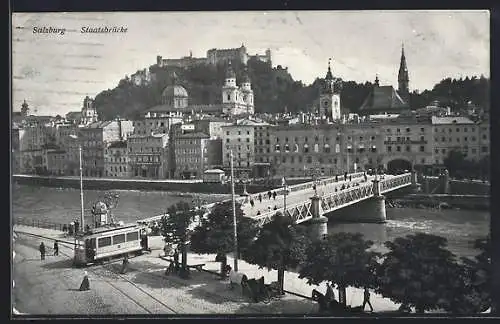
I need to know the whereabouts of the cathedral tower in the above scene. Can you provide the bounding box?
[398,43,410,103]
[222,61,238,115]
[319,58,341,121]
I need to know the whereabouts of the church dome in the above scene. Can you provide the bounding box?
[161,84,189,98]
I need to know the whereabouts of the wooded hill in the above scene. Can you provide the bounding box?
[94,58,489,121]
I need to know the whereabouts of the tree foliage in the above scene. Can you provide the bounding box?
[242,213,311,293]
[444,150,490,180]
[189,200,259,256]
[375,233,463,313]
[299,232,380,306]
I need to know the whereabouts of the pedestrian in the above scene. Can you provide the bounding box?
[250,199,255,208]
[258,193,262,203]
[344,172,348,181]
[312,183,317,191]
[362,287,374,312]
[53,241,59,256]
[79,271,90,291]
[39,242,46,260]
[120,255,129,274]
[273,205,278,210]
[85,224,90,233]
[364,174,368,182]
[163,243,171,257]
[272,191,277,200]
[267,191,272,200]
[69,222,74,236]
[325,283,335,302]
[268,206,271,212]
[335,175,338,182]
[62,224,68,233]
[173,249,179,271]
[74,220,80,234]
[257,210,261,215]
[349,175,352,182]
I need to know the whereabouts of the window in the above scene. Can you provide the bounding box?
[435,149,439,154]
[359,136,363,141]
[386,129,391,133]
[246,138,250,143]
[464,137,468,142]
[482,134,487,140]
[247,131,250,135]
[226,131,230,135]
[126,231,139,242]
[113,234,125,244]
[315,136,319,142]
[397,128,401,133]
[420,136,425,141]
[482,146,488,153]
[294,144,299,152]
[387,146,392,152]
[421,158,425,164]
[98,236,111,247]
[285,137,289,142]
[406,128,411,133]
[420,127,425,133]
[304,144,309,153]
[419,146,425,152]
[472,136,476,142]
[396,146,401,152]
[406,146,411,152]
[304,137,308,142]
[456,128,460,132]
[472,148,477,154]
[275,145,280,152]
[314,144,319,153]
[435,137,439,142]
[298,156,303,163]
[464,128,468,133]
[442,149,446,154]
[306,156,312,163]
[285,144,290,152]
[238,131,241,135]
[226,139,229,143]
[282,156,286,163]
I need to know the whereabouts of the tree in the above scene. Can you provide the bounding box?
[376,233,462,313]
[189,201,259,276]
[160,201,198,278]
[446,236,491,314]
[242,213,311,295]
[299,232,380,306]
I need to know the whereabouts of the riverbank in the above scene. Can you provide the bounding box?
[13,225,406,316]
[387,194,490,211]
[12,174,310,194]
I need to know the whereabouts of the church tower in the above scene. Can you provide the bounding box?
[21,100,30,117]
[81,96,98,125]
[222,61,238,115]
[319,58,341,121]
[398,43,410,103]
[240,66,254,115]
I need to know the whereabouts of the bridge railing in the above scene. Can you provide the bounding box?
[321,182,374,212]
[13,217,66,232]
[380,173,412,193]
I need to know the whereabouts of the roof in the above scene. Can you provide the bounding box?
[222,119,270,127]
[83,121,113,129]
[66,111,82,119]
[108,141,127,149]
[161,84,188,98]
[176,132,210,139]
[431,116,475,125]
[41,143,61,150]
[359,86,409,112]
[204,169,225,174]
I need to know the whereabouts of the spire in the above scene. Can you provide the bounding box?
[398,43,409,95]
[399,43,407,73]
[325,58,334,80]
[242,65,251,83]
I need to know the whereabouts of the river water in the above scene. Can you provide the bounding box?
[12,184,489,259]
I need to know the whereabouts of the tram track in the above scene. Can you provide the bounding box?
[14,230,179,314]
[14,230,268,314]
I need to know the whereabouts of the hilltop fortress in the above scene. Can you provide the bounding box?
[156,44,272,68]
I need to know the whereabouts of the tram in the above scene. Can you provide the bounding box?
[73,223,148,267]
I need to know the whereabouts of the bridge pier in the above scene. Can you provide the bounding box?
[309,193,328,240]
[365,178,387,223]
[439,170,450,194]
[411,170,421,193]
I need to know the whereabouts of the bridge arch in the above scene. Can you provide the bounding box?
[382,156,413,174]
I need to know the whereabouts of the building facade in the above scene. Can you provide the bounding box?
[80,96,99,126]
[173,132,220,179]
[128,133,169,178]
[104,141,129,178]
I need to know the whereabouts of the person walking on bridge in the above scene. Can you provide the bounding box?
[258,193,262,203]
[272,191,277,200]
[53,241,59,256]
[267,191,272,200]
[39,242,46,260]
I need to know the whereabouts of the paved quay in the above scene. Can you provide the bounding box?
[12,225,401,315]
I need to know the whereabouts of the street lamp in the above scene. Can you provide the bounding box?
[230,150,239,272]
[70,134,85,232]
[282,177,290,217]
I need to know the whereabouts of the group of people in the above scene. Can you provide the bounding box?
[38,241,59,260]
[61,221,92,236]
[322,283,374,312]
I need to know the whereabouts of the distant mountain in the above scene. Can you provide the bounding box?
[93,59,490,120]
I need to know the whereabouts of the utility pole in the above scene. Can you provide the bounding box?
[230,150,239,272]
[79,144,84,231]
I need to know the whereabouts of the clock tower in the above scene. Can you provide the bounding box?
[319,58,341,121]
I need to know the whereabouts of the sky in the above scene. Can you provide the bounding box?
[12,10,490,116]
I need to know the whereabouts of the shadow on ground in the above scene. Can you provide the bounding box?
[40,258,74,270]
